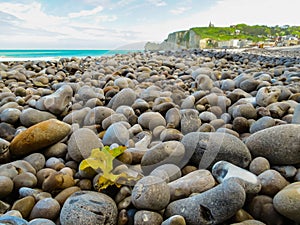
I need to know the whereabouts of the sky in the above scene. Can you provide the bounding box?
[0,0,300,49]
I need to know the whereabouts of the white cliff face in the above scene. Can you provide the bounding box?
[145,29,201,51]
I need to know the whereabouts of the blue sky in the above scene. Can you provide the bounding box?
[0,0,300,49]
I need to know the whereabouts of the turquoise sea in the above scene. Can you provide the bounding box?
[0,49,141,61]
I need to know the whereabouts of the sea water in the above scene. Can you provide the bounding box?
[0,49,141,61]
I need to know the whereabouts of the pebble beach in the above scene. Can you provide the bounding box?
[0,47,300,225]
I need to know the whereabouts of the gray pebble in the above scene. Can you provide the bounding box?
[0,215,28,225]
[134,210,163,225]
[1,108,21,124]
[67,128,103,162]
[102,122,130,146]
[107,88,136,110]
[20,108,56,127]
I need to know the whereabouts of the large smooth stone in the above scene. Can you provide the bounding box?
[67,128,103,162]
[107,88,136,110]
[60,191,118,225]
[10,119,71,157]
[20,108,56,127]
[165,180,246,225]
[0,215,28,225]
[141,141,185,175]
[245,124,300,165]
[273,182,300,222]
[181,132,251,169]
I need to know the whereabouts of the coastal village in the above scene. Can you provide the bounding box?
[145,24,300,51]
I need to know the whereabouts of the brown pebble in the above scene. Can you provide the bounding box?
[54,186,81,206]
[11,196,35,218]
[249,157,270,175]
[0,175,14,198]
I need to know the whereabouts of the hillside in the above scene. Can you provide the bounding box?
[145,24,300,50]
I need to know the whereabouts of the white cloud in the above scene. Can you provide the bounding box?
[169,7,190,15]
[68,5,103,18]
[147,0,167,7]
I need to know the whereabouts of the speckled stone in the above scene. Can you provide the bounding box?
[165,180,246,225]
[180,109,201,135]
[181,132,251,169]
[10,119,71,157]
[249,116,275,133]
[161,215,186,225]
[245,124,300,165]
[273,182,300,222]
[131,176,170,211]
[28,218,56,225]
[256,86,281,107]
[60,191,118,225]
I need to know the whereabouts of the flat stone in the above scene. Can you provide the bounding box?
[245,124,300,165]
[10,119,71,157]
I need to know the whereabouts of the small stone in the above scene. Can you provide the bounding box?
[165,180,246,225]
[273,182,300,223]
[258,169,289,196]
[199,111,217,123]
[272,165,297,179]
[256,86,281,107]
[13,172,37,189]
[249,157,270,175]
[249,195,287,225]
[1,108,21,124]
[249,116,275,133]
[131,176,170,211]
[245,124,300,165]
[42,171,75,193]
[20,108,56,127]
[54,186,81,206]
[23,153,45,172]
[168,169,215,201]
[0,122,16,141]
[29,197,60,220]
[10,119,71,157]
[134,210,163,225]
[67,128,103,162]
[0,137,10,155]
[63,107,90,127]
[292,103,300,124]
[102,122,130,146]
[28,218,56,225]
[0,175,14,198]
[138,112,166,130]
[83,106,115,126]
[180,109,201,135]
[107,88,136,110]
[0,200,10,214]
[12,196,36,218]
[141,141,185,175]
[37,85,73,115]
[149,164,181,183]
[60,191,118,225]
[0,215,29,225]
[212,161,261,194]
[230,220,266,225]
[161,215,186,225]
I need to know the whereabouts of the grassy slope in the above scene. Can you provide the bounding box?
[190,24,300,42]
